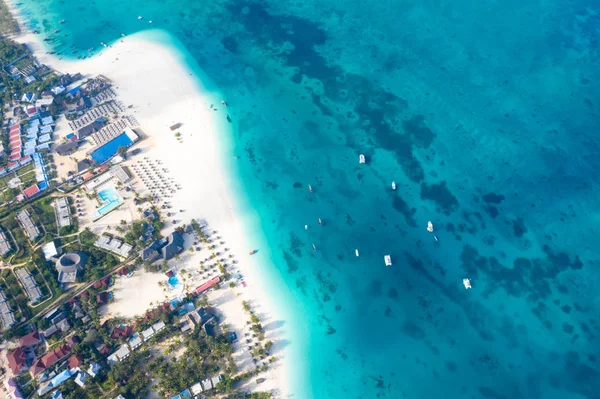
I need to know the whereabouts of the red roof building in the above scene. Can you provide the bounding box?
[31,344,71,376]
[29,360,45,377]
[110,325,133,339]
[193,277,221,296]
[23,184,40,198]
[19,330,41,347]
[93,277,111,289]
[7,347,27,374]
[68,354,84,368]
[66,335,80,348]
[96,343,111,356]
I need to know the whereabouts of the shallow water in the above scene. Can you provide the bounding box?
[14,0,600,398]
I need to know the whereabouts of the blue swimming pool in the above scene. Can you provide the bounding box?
[90,132,134,164]
[93,186,123,218]
[168,276,179,287]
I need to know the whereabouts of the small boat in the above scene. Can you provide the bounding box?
[318,218,322,225]
[384,255,392,266]
[304,225,308,230]
[392,181,396,190]
[463,278,472,289]
[59,20,65,24]
[434,236,438,242]
[355,249,359,257]
[249,249,258,255]
[121,33,125,37]
[149,20,153,24]
[53,29,60,33]
[221,100,227,106]
[359,154,366,164]
[308,184,313,193]
[312,243,316,251]
[137,16,143,20]
[427,221,434,232]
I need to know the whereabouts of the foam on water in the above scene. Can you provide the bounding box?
[14,0,600,398]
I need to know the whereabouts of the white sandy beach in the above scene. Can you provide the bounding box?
[7,8,291,396]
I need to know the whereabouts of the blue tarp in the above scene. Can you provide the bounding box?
[68,86,81,95]
[50,369,74,387]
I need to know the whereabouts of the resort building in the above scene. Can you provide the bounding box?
[107,345,131,366]
[54,197,71,229]
[94,234,132,258]
[7,347,27,375]
[15,268,42,303]
[0,228,12,256]
[111,165,131,184]
[0,289,16,329]
[42,241,59,261]
[87,362,102,378]
[54,197,72,229]
[55,252,87,284]
[139,232,185,263]
[30,344,72,377]
[56,141,78,156]
[20,330,41,347]
[192,277,221,296]
[16,209,40,241]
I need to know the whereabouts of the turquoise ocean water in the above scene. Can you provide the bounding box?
[12,0,600,398]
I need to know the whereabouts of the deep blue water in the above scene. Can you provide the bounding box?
[13,0,600,398]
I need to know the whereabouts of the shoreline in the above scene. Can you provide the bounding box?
[4,1,294,396]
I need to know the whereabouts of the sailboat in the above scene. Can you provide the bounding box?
[318,218,322,225]
[384,255,392,266]
[391,181,396,190]
[463,278,472,289]
[355,249,359,257]
[427,221,434,232]
[308,184,313,193]
[359,154,366,164]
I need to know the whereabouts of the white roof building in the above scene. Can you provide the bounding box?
[190,383,203,395]
[39,133,51,143]
[140,327,155,341]
[51,86,65,95]
[40,125,53,134]
[42,241,58,261]
[127,334,142,350]
[41,116,54,126]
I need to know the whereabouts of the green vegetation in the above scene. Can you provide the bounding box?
[0,2,18,34]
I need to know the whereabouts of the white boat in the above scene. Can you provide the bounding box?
[137,16,143,20]
[359,154,366,164]
[355,249,359,257]
[434,236,438,242]
[312,243,316,251]
[427,221,434,232]
[384,255,392,266]
[308,184,313,193]
[463,278,472,289]
[391,181,396,190]
[318,218,322,225]
[304,225,308,230]
[149,20,153,24]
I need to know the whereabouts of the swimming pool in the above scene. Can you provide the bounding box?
[168,275,179,287]
[90,131,136,164]
[93,186,123,218]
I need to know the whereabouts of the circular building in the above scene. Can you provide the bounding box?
[56,252,87,283]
